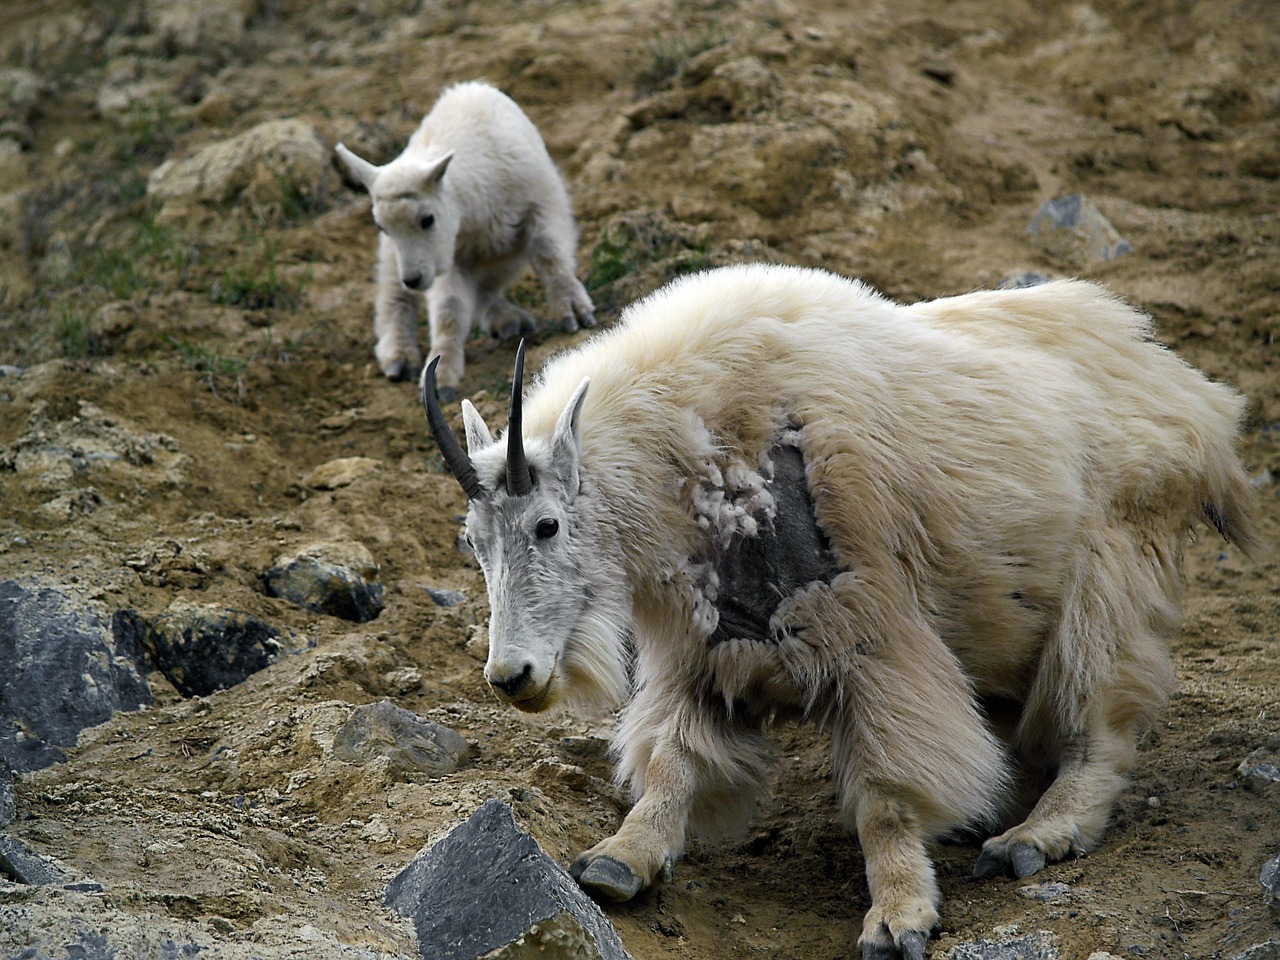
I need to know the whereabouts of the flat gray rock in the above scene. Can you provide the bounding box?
[385,799,632,960]
[0,835,71,885]
[333,700,468,778]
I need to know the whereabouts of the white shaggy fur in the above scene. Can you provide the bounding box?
[336,81,594,387]
[445,264,1254,957]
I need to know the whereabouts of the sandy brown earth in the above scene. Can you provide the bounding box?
[1,0,1278,957]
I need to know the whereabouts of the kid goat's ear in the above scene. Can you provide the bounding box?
[550,378,590,491]
[417,150,454,190]
[334,143,380,191]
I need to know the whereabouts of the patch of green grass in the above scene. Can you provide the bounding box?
[166,337,249,378]
[110,100,188,165]
[637,23,729,93]
[49,304,104,360]
[585,233,640,292]
[661,249,715,281]
[210,242,307,311]
[270,170,328,224]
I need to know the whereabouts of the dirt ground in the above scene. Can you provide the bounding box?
[1,0,1277,957]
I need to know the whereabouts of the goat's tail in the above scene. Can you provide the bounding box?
[1201,448,1260,557]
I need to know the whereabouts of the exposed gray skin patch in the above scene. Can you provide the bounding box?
[706,443,841,646]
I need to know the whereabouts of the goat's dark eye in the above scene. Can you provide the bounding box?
[535,518,559,540]
[419,213,435,230]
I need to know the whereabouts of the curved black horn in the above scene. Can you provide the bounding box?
[421,357,486,501]
[506,340,533,496]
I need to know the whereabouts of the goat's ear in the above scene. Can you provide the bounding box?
[461,399,494,454]
[335,143,380,191]
[417,150,454,190]
[550,378,589,489]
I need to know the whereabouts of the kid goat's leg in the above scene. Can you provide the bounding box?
[372,233,422,381]
[525,213,595,333]
[424,271,477,393]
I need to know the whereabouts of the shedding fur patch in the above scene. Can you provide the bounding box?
[684,439,841,650]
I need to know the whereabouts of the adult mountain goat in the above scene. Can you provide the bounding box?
[421,264,1255,960]
[336,81,594,388]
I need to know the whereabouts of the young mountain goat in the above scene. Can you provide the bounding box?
[336,81,594,388]
[421,264,1255,960]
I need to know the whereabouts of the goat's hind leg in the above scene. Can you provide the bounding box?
[974,529,1177,879]
[525,214,595,333]
[972,711,1135,879]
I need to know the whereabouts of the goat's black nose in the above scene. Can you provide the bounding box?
[489,663,534,697]
[402,273,424,290]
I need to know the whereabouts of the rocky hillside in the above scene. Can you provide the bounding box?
[0,0,1277,957]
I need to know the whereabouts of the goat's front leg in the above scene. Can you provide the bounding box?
[372,233,422,381]
[853,790,939,960]
[570,730,693,901]
[424,270,477,395]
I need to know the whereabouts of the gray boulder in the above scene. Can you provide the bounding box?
[147,117,337,225]
[0,758,13,827]
[264,540,384,623]
[385,799,632,960]
[0,580,152,774]
[333,701,469,779]
[114,601,310,698]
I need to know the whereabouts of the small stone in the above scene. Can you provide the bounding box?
[305,457,381,490]
[998,271,1053,289]
[1027,193,1133,265]
[62,882,104,893]
[333,700,468,779]
[385,799,632,960]
[0,836,71,885]
[1238,740,1280,792]
[425,587,466,607]
[1261,845,1280,906]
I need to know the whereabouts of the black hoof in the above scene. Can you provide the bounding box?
[861,929,930,960]
[574,855,643,902]
[972,845,1006,879]
[973,840,1047,879]
[1011,842,1047,878]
